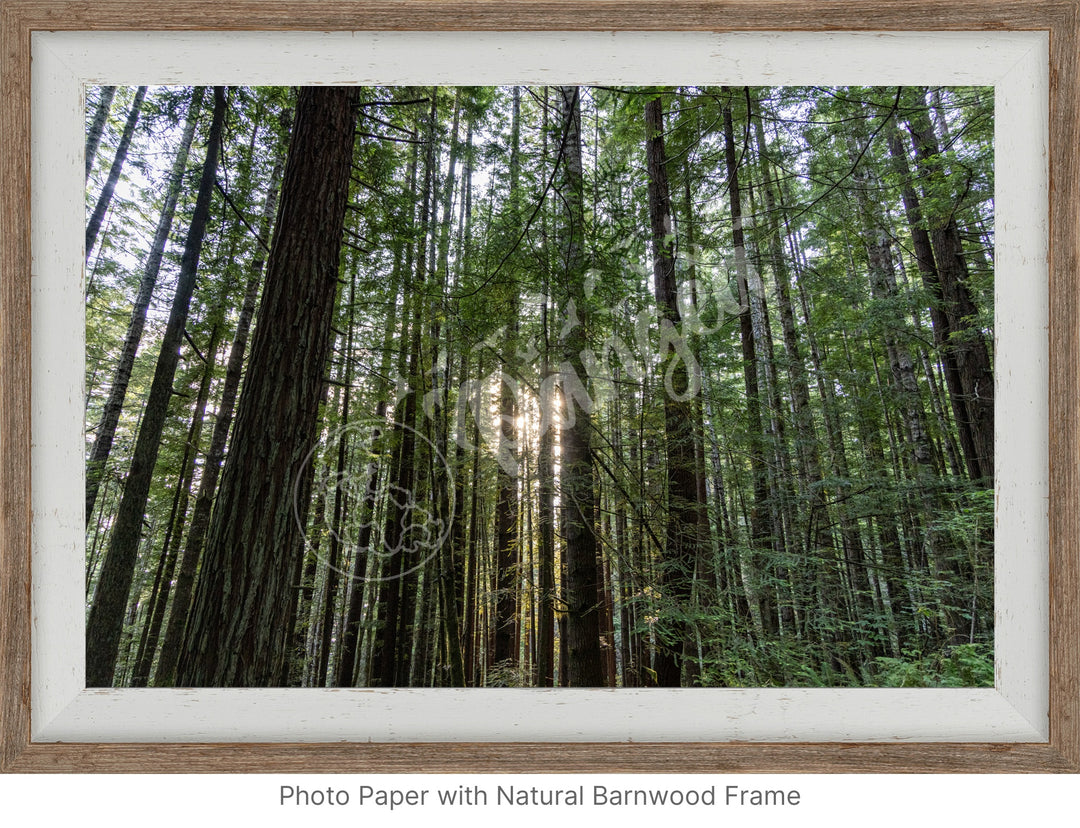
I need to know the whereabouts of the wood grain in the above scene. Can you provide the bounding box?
[1048,0,1080,773]
[0,0,34,775]
[5,741,1078,774]
[2,0,1077,774]
[0,0,1075,32]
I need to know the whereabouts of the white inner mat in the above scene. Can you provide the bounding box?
[31,30,1048,742]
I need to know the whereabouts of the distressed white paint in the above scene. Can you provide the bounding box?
[31,31,1049,743]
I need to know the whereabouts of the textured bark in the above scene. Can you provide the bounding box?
[336,288,399,687]
[906,93,994,484]
[174,86,359,687]
[84,87,226,688]
[535,87,557,688]
[556,86,604,688]
[85,86,147,260]
[644,94,699,688]
[85,86,117,182]
[888,127,981,482]
[153,134,286,686]
[722,99,778,638]
[130,324,220,687]
[85,87,204,526]
[493,86,522,668]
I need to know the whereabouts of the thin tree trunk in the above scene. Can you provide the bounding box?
[556,86,605,688]
[535,87,557,688]
[130,324,220,686]
[887,126,981,483]
[85,86,117,182]
[493,87,522,669]
[85,87,226,688]
[85,87,205,526]
[906,91,994,484]
[644,94,701,687]
[315,268,358,687]
[722,97,778,638]
[335,287,401,687]
[86,86,148,261]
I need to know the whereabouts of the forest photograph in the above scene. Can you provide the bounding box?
[83,83,994,690]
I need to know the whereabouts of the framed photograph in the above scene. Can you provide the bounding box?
[2,1,1077,773]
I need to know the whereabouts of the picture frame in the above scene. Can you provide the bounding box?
[1,0,1077,774]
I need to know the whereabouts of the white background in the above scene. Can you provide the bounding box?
[1,773,1078,824]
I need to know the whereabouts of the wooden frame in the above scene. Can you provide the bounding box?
[2,0,1077,773]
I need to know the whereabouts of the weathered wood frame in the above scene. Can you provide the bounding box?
[1,0,1076,773]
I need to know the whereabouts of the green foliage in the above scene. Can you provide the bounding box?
[86,83,996,689]
[870,643,994,688]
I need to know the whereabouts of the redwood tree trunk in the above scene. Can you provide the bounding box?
[644,94,700,687]
[556,86,605,688]
[153,144,285,686]
[174,86,359,687]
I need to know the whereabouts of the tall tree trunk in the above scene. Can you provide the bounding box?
[906,91,994,484]
[431,93,467,688]
[722,97,778,638]
[535,87,557,688]
[85,87,226,688]
[391,93,439,687]
[85,86,117,182]
[86,86,148,261]
[556,86,605,687]
[130,324,220,686]
[174,86,359,687]
[85,87,205,526]
[887,126,981,483]
[644,93,700,687]
[336,286,401,687]
[315,268,358,687]
[493,86,522,669]
[153,131,287,686]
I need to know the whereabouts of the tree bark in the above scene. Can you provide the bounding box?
[153,129,286,686]
[86,86,148,261]
[905,94,994,484]
[493,87,522,669]
[130,324,220,686]
[556,86,605,688]
[644,93,700,687]
[722,97,779,638]
[85,87,204,526]
[174,86,359,687]
[85,87,226,688]
[85,86,117,182]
